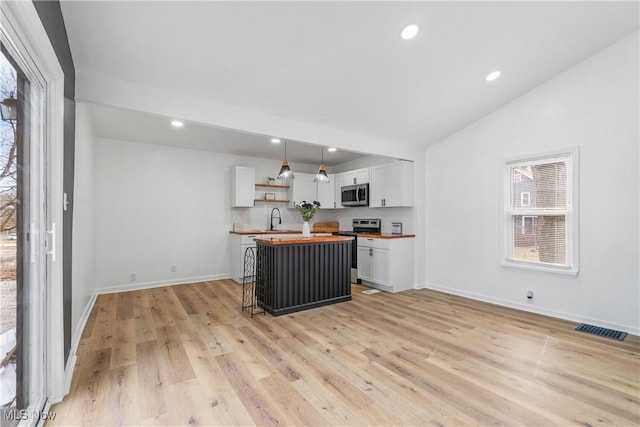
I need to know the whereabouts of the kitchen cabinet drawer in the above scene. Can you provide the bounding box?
[358,236,390,250]
[241,234,260,245]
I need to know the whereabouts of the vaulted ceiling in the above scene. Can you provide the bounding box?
[61,1,639,162]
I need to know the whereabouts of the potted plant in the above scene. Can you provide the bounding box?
[295,200,320,237]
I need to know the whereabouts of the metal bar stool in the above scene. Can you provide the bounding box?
[241,246,265,318]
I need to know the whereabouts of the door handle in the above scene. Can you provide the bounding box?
[46,222,56,262]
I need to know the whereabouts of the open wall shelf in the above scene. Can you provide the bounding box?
[255,183,290,189]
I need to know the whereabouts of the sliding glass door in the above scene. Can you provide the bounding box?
[0,42,47,427]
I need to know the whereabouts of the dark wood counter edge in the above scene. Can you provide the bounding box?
[230,230,304,235]
[358,233,416,239]
[261,295,352,317]
[255,235,354,245]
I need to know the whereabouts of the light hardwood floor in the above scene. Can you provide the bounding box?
[48,280,640,426]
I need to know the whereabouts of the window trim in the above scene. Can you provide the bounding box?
[502,147,579,277]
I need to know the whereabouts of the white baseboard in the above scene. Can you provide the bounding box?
[94,273,230,295]
[61,290,97,399]
[422,282,640,336]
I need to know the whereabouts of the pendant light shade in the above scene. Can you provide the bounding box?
[277,140,294,180]
[315,147,330,183]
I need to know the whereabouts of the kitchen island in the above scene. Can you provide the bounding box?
[254,235,354,316]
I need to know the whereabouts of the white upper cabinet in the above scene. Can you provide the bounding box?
[369,160,414,207]
[288,172,317,207]
[317,173,335,209]
[230,166,255,207]
[342,168,370,185]
[333,173,345,209]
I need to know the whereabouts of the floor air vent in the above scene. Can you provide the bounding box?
[575,323,627,341]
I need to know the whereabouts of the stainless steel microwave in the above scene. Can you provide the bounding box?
[341,184,369,206]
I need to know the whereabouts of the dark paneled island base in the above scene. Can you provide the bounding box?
[254,236,353,316]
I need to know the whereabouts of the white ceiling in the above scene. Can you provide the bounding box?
[61,1,639,159]
[88,103,369,167]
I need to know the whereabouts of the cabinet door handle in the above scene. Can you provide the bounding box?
[369,248,373,256]
[46,223,56,262]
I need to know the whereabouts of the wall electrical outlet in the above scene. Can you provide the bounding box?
[526,290,533,300]
[130,273,136,281]
[171,265,177,272]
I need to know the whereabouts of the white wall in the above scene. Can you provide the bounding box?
[424,33,639,333]
[316,207,414,235]
[94,137,331,290]
[76,67,427,293]
[330,155,395,174]
[93,135,426,291]
[71,103,96,337]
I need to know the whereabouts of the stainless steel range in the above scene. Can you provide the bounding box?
[333,219,381,284]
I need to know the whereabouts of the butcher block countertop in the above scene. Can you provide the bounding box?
[358,233,416,239]
[255,235,354,245]
[229,229,302,235]
[231,222,339,235]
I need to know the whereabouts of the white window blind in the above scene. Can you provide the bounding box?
[503,149,578,275]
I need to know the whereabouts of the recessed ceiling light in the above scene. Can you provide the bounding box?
[486,71,501,82]
[328,147,337,152]
[271,138,281,144]
[171,120,184,128]
[400,24,419,40]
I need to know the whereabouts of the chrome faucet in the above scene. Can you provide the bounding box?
[270,207,282,231]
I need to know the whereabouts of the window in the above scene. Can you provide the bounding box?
[503,149,579,275]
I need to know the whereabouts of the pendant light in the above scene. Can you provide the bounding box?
[314,146,330,183]
[277,140,294,180]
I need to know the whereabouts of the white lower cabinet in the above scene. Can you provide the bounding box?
[357,246,390,285]
[230,234,259,283]
[357,236,414,292]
